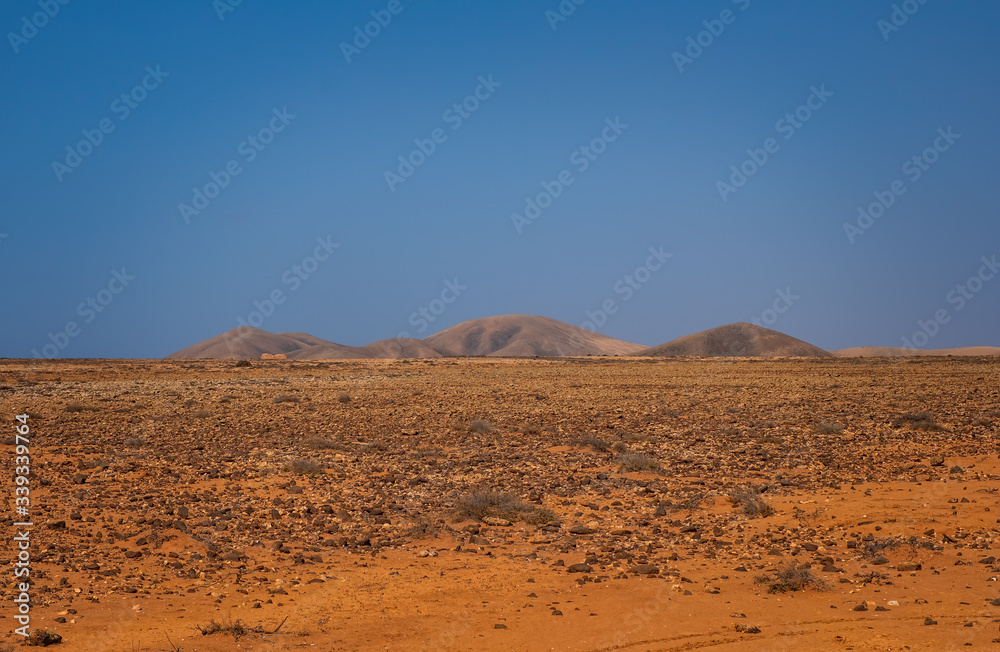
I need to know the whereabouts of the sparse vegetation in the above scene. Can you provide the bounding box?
[611,441,630,454]
[405,519,439,539]
[755,562,826,593]
[273,395,300,404]
[895,411,944,431]
[861,536,901,560]
[468,419,494,434]
[337,393,352,403]
[285,459,324,475]
[192,410,211,419]
[234,359,252,367]
[65,403,98,413]
[616,452,660,472]
[572,436,610,452]
[453,490,556,525]
[520,424,542,435]
[197,616,287,640]
[729,485,774,518]
[306,437,345,450]
[815,422,844,434]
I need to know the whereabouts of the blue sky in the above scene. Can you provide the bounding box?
[2,0,998,357]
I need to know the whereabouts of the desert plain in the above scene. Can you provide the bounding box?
[1,355,999,651]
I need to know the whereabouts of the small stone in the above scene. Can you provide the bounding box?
[72,474,87,484]
[853,603,868,612]
[897,562,922,572]
[924,617,937,625]
[628,564,658,575]
[569,525,596,535]
[482,517,512,527]
[493,623,507,629]
[26,630,62,646]
[567,563,592,573]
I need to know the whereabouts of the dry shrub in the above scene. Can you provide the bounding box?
[468,419,494,434]
[616,452,660,472]
[572,436,609,452]
[895,411,944,431]
[756,562,827,593]
[453,490,556,525]
[729,485,774,518]
[285,459,324,475]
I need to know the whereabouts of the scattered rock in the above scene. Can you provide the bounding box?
[25,630,62,646]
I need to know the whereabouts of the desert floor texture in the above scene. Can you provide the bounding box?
[1,356,999,651]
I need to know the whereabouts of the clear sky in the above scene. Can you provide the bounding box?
[2,0,998,358]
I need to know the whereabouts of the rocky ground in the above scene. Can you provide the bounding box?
[0,356,998,651]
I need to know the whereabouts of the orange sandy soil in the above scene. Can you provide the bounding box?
[0,356,998,651]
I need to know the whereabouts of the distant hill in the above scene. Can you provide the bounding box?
[423,314,646,357]
[165,327,340,359]
[169,317,995,361]
[834,346,1000,357]
[636,323,831,357]
[356,338,444,359]
[286,338,443,360]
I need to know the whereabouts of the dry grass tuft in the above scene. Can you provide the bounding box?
[755,562,827,593]
[285,459,324,475]
[468,419,494,434]
[616,452,660,472]
[729,485,774,518]
[453,490,556,525]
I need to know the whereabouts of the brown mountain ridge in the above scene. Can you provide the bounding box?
[166,317,995,360]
